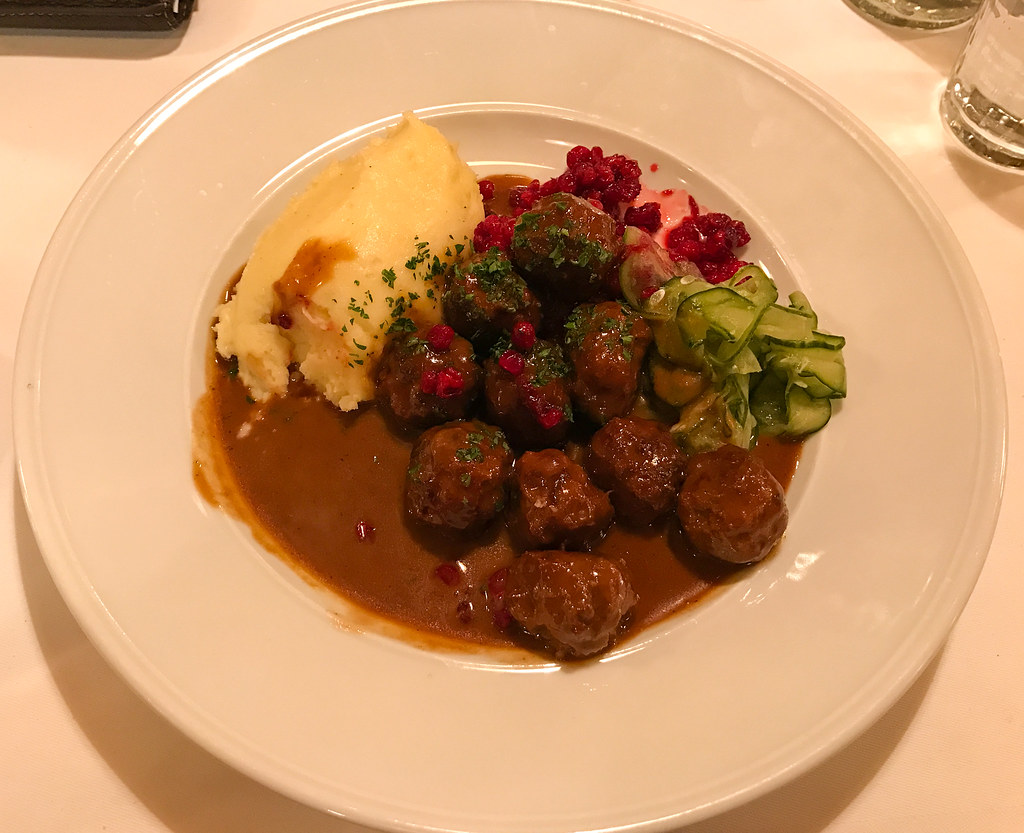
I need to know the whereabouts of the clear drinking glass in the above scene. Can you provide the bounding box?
[845,0,982,28]
[940,0,1024,170]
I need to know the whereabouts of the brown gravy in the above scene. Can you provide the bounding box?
[200,353,801,652]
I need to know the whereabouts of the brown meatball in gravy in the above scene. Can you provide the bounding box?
[483,338,573,449]
[509,448,613,550]
[405,420,513,530]
[375,324,481,428]
[509,193,623,303]
[587,417,685,526]
[677,443,788,564]
[563,301,653,424]
[442,248,542,350]
[504,550,637,659]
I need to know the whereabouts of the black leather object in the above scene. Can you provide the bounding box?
[0,0,194,30]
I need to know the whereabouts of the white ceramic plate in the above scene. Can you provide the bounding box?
[13,1,1006,831]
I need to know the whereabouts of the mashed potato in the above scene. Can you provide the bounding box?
[214,114,484,410]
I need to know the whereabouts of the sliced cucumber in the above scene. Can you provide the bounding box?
[675,267,775,365]
[652,317,705,369]
[787,291,818,327]
[785,387,833,435]
[756,302,817,343]
[765,344,847,399]
[763,330,846,351]
[643,276,693,322]
[622,231,847,442]
[721,344,762,377]
[728,265,779,309]
[748,373,787,433]
[751,373,833,437]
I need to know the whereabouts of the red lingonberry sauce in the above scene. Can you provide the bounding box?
[520,386,563,430]
[536,405,564,430]
[486,567,510,628]
[434,562,462,586]
[419,368,439,395]
[354,520,375,542]
[476,149,751,286]
[478,179,495,200]
[487,566,507,599]
[508,180,541,214]
[473,214,515,252]
[664,203,751,283]
[509,320,536,352]
[623,201,662,234]
[426,323,454,353]
[498,349,525,376]
[434,367,465,398]
[534,145,643,217]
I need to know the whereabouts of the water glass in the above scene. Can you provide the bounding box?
[940,0,1024,170]
[846,0,982,28]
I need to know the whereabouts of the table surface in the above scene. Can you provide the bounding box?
[2,1,1021,831]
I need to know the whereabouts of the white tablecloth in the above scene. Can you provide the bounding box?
[2,1,1021,830]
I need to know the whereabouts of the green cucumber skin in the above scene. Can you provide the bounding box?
[619,235,846,444]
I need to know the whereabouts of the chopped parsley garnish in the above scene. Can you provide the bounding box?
[347,299,369,320]
[456,445,484,464]
[564,303,641,360]
[528,342,570,388]
[428,255,446,279]
[401,335,427,354]
[516,211,541,232]
[387,316,417,335]
[489,333,512,359]
[454,426,511,465]
[448,249,527,310]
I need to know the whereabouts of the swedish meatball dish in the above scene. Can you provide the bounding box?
[195,121,847,662]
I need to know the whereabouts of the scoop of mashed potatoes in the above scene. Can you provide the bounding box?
[214,114,484,411]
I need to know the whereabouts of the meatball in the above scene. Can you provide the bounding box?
[676,443,788,564]
[441,248,542,350]
[504,550,637,659]
[509,193,623,303]
[563,301,653,424]
[587,417,685,526]
[405,420,514,530]
[509,449,613,550]
[484,338,573,449]
[375,324,481,428]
